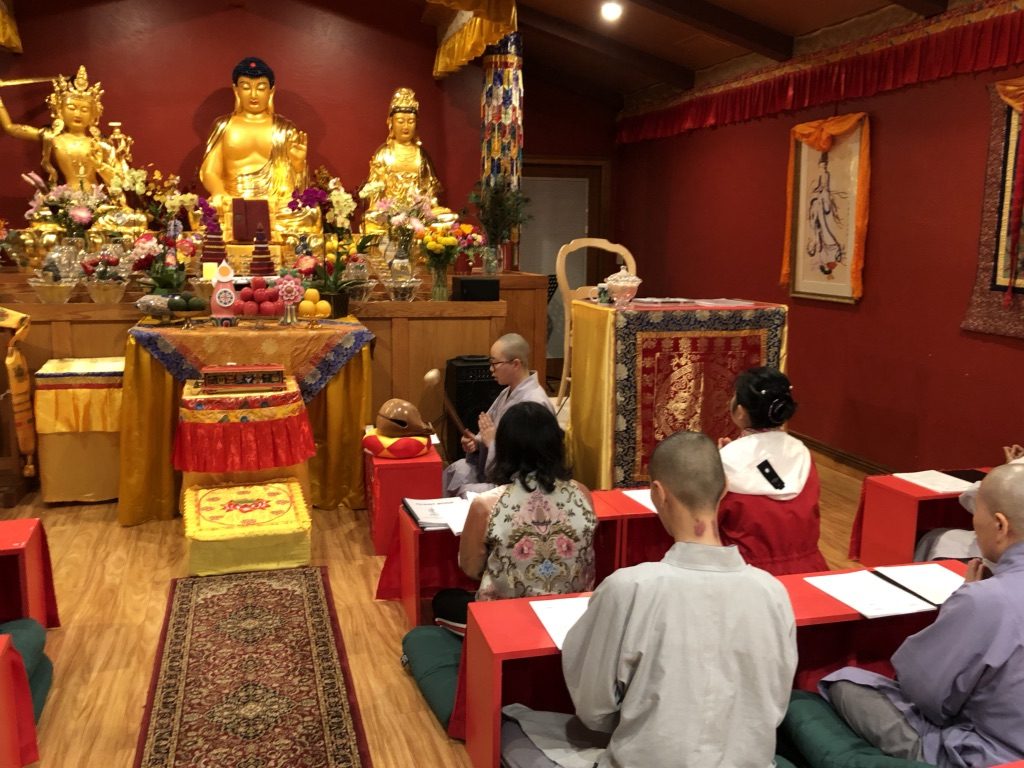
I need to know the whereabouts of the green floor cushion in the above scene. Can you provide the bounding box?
[781,690,932,768]
[401,625,463,728]
[0,619,46,678]
[776,756,799,768]
[0,618,52,722]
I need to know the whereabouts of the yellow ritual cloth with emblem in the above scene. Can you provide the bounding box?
[183,480,311,576]
[35,356,124,503]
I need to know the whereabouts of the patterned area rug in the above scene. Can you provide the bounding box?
[134,567,371,768]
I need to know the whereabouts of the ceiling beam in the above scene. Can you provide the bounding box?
[888,0,948,17]
[518,6,694,91]
[628,0,793,61]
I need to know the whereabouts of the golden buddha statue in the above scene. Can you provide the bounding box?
[362,87,442,230]
[199,57,318,241]
[0,65,129,191]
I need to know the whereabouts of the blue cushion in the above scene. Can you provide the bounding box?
[401,625,463,728]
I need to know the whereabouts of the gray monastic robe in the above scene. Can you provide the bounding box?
[442,372,554,496]
[508,543,797,768]
[822,541,1024,767]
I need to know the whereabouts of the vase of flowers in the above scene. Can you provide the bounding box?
[294,234,374,317]
[469,179,530,272]
[27,184,110,240]
[289,167,358,239]
[421,224,463,301]
[111,166,199,232]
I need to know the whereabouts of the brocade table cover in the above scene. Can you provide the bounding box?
[569,300,788,490]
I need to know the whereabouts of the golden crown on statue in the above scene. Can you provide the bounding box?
[46,65,104,116]
[389,87,419,115]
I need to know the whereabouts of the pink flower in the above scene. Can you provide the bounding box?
[554,536,575,559]
[68,205,93,226]
[512,537,535,561]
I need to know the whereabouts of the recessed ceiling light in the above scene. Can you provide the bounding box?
[600,2,623,22]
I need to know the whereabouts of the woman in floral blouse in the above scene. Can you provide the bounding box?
[434,402,596,629]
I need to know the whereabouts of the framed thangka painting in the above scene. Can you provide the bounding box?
[962,78,1024,339]
[781,112,870,303]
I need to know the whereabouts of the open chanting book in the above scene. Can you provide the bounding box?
[402,497,469,532]
[530,596,591,650]
[804,564,965,619]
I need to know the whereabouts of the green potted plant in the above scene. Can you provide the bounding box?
[469,178,530,272]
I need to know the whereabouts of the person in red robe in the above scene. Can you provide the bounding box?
[716,366,828,575]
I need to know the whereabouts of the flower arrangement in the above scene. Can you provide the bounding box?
[468,178,530,246]
[130,228,190,295]
[420,224,461,271]
[111,166,198,231]
[26,183,110,238]
[196,197,222,235]
[296,234,376,295]
[289,167,358,239]
[361,189,436,258]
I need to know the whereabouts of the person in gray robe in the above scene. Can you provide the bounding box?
[443,333,554,496]
[822,462,1024,767]
[502,431,797,768]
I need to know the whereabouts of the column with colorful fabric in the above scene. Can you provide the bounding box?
[780,112,871,300]
[481,31,524,269]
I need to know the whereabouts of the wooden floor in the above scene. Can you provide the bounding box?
[3,450,863,768]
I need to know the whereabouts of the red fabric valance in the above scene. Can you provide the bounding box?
[617,8,1024,144]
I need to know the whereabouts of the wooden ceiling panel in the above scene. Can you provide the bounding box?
[701,0,894,37]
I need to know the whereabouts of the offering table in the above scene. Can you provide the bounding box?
[118,320,373,526]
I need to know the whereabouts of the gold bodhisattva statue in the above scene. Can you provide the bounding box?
[199,56,318,241]
[0,65,130,191]
[363,87,442,228]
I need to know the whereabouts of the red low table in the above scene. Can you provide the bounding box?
[363,448,442,555]
[459,560,967,768]
[850,474,978,565]
[0,519,59,629]
[0,634,37,767]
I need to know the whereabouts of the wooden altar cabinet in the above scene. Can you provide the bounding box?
[569,299,788,490]
[117,320,373,526]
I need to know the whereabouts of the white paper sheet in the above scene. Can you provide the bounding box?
[693,298,754,307]
[892,470,973,494]
[621,488,656,513]
[435,498,472,535]
[804,570,936,619]
[530,596,591,650]
[874,563,966,605]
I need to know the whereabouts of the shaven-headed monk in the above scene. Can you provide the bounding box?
[442,333,553,496]
[823,462,1024,767]
[502,431,797,768]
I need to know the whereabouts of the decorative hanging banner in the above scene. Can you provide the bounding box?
[962,79,1024,339]
[481,32,523,188]
[430,0,516,78]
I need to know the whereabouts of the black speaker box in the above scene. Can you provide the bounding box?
[452,276,500,301]
[444,355,503,461]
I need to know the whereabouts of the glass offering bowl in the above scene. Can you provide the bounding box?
[382,278,421,302]
[28,278,78,304]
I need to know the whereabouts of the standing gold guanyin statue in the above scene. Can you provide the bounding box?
[362,87,442,230]
[199,57,318,241]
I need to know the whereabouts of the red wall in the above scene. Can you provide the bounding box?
[0,0,484,222]
[616,66,1024,470]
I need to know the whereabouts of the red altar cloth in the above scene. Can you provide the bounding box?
[172,377,315,473]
